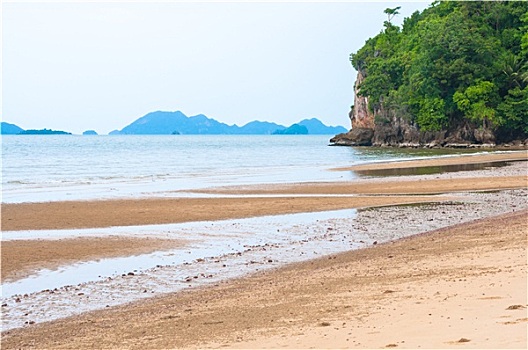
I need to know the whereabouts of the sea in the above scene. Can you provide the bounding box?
[1,134,465,204]
[0,134,499,329]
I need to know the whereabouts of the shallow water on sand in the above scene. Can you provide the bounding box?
[2,209,369,330]
[353,160,523,177]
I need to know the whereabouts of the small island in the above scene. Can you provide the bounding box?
[272,124,309,135]
[18,129,72,135]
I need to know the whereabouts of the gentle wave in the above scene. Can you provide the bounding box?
[1,135,473,203]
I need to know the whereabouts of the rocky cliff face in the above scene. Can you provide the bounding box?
[330,71,521,148]
[350,70,375,130]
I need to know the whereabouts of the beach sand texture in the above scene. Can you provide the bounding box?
[1,151,527,349]
[1,237,186,283]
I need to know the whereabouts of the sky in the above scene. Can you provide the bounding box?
[2,1,430,135]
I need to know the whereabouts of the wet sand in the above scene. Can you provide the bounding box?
[2,195,453,232]
[333,150,528,171]
[2,195,449,283]
[1,237,185,282]
[189,175,527,195]
[2,210,526,349]
[1,152,527,348]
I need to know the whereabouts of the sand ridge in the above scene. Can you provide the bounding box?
[1,195,454,232]
[189,175,527,195]
[332,150,528,171]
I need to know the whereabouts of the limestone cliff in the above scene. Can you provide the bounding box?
[350,70,375,130]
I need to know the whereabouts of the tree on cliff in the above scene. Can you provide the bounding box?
[384,6,401,24]
[349,1,527,142]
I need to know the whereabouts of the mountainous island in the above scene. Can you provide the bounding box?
[0,122,25,135]
[272,124,308,135]
[2,113,346,136]
[331,1,528,148]
[109,111,346,135]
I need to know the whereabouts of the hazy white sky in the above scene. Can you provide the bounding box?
[2,1,430,134]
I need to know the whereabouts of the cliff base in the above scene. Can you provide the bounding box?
[331,116,527,149]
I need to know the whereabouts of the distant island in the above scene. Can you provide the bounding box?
[19,129,71,135]
[110,111,347,135]
[1,123,72,135]
[2,112,347,136]
[272,124,308,135]
[1,122,25,135]
[17,128,71,135]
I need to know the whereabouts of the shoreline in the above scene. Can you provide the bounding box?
[1,152,527,348]
[1,237,186,283]
[333,149,527,171]
[2,151,527,232]
[1,195,452,284]
[2,209,526,349]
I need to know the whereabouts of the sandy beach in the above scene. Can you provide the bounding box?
[2,195,454,232]
[1,151,527,349]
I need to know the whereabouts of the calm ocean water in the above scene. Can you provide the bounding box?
[2,135,466,203]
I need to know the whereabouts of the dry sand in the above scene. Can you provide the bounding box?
[226,210,528,350]
[1,151,527,349]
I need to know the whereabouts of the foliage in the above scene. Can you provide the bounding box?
[498,86,528,134]
[349,1,528,137]
[453,81,500,127]
[417,97,448,131]
[384,6,401,24]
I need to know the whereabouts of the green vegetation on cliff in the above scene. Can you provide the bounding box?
[350,1,527,141]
